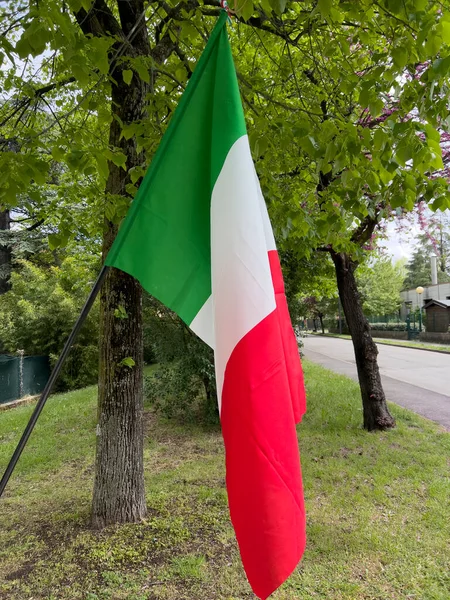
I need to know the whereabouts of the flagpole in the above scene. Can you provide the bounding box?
[0,265,110,499]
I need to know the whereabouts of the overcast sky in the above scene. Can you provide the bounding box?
[379,209,450,263]
[379,222,418,263]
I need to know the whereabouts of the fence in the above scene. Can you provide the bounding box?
[0,354,50,405]
[366,314,403,325]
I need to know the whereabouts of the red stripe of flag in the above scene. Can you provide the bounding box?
[220,250,306,599]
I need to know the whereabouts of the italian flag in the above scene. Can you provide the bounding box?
[106,12,306,599]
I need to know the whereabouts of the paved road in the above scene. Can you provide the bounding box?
[303,336,450,429]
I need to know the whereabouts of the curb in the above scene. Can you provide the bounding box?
[0,395,38,412]
[309,334,450,356]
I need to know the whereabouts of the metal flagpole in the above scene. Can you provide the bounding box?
[0,265,110,499]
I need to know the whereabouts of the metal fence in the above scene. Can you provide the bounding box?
[366,315,403,325]
[0,354,50,404]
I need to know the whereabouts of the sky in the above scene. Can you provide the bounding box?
[379,209,450,264]
[380,222,418,263]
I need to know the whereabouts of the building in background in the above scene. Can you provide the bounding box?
[400,282,450,317]
[400,254,450,318]
[422,299,450,333]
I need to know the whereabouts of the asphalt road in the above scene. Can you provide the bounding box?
[303,336,450,429]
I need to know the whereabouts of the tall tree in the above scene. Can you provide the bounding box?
[357,258,406,316]
[0,0,181,525]
[403,227,450,290]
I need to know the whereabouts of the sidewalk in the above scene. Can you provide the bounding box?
[303,335,450,430]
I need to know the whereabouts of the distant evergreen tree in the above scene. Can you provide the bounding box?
[403,228,450,290]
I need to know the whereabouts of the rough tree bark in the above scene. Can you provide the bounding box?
[331,250,395,431]
[76,0,150,527]
[0,209,12,295]
[75,0,179,527]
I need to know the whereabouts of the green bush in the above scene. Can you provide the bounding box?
[143,296,218,424]
[369,322,407,332]
[326,319,407,333]
[0,257,100,391]
[325,318,349,334]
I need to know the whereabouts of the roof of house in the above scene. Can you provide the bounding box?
[423,298,450,309]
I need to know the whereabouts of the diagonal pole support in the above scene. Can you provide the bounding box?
[0,265,110,499]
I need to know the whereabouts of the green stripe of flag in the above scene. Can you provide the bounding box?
[105,12,247,325]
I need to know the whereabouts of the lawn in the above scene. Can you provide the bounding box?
[322,332,450,353]
[1,361,449,600]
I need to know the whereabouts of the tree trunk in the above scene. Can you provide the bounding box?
[0,209,12,295]
[319,313,325,334]
[92,256,146,527]
[91,90,147,526]
[82,1,151,528]
[331,251,395,431]
[75,0,178,528]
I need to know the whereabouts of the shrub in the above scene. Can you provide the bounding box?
[326,318,349,334]
[0,257,100,391]
[143,296,218,424]
[369,322,407,332]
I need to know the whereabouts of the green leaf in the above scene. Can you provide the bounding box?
[180,21,198,41]
[423,124,440,142]
[134,60,150,84]
[432,55,450,77]
[442,19,450,43]
[392,47,408,69]
[431,196,447,211]
[395,141,412,167]
[17,20,50,56]
[324,141,338,162]
[249,133,269,158]
[71,63,90,86]
[358,89,371,109]
[51,147,65,161]
[95,154,109,180]
[298,135,319,157]
[373,129,388,152]
[89,36,111,75]
[114,305,128,319]
[404,173,416,191]
[119,357,135,368]
[105,149,127,169]
[341,170,353,188]
[260,0,272,13]
[317,0,331,18]
[129,166,146,184]
[15,36,32,59]
[424,31,442,56]
[427,139,443,170]
[125,183,138,197]
[121,123,139,141]
[366,171,380,192]
[378,167,394,185]
[48,233,61,250]
[123,69,133,85]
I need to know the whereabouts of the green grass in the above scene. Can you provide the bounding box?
[1,361,449,599]
[322,332,450,353]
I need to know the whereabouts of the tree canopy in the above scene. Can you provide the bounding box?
[2,1,450,252]
[357,257,406,316]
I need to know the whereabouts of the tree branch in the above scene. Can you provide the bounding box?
[75,0,124,41]
[350,213,380,246]
[0,77,76,129]
[237,72,322,116]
